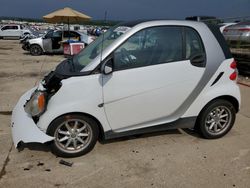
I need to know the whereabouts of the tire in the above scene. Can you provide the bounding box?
[30,44,43,56]
[47,114,99,157]
[197,99,236,139]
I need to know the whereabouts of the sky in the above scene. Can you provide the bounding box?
[1,0,250,21]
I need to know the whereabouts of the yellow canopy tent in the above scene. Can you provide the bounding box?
[43,7,91,40]
[43,7,91,24]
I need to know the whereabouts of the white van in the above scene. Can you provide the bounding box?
[11,20,241,157]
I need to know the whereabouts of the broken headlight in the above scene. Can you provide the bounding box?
[24,91,47,117]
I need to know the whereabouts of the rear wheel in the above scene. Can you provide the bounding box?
[30,44,43,56]
[197,99,236,139]
[47,114,99,157]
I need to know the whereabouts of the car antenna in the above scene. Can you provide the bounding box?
[100,11,108,108]
[100,11,107,64]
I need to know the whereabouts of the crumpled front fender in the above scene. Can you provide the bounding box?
[11,89,54,147]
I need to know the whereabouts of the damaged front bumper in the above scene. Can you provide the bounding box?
[11,89,54,147]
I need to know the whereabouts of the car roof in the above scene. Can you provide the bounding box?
[235,21,250,25]
[120,19,206,28]
[52,29,87,36]
[226,21,250,29]
[3,24,19,26]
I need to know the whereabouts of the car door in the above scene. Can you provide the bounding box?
[102,26,206,131]
[51,31,62,50]
[0,26,12,37]
[42,30,53,52]
[2,25,19,37]
[11,25,20,37]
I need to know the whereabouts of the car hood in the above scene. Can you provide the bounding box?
[28,37,43,44]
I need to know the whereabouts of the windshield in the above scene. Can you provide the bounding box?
[72,24,131,72]
[43,30,54,38]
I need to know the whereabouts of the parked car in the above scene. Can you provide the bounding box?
[223,22,250,75]
[218,22,236,33]
[223,21,250,43]
[23,30,94,56]
[0,24,31,39]
[12,20,241,157]
[20,28,47,47]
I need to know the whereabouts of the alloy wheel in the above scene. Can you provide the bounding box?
[54,119,93,153]
[205,106,232,135]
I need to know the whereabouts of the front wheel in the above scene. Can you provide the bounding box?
[197,99,236,139]
[30,44,43,56]
[47,114,99,157]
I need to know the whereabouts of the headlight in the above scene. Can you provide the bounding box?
[24,91,47,117]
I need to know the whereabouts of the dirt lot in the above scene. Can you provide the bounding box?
[0,40,250,188]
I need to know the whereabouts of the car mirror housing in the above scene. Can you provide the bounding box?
[101,58,114,75]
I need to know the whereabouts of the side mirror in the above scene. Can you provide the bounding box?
[101,58,114,75]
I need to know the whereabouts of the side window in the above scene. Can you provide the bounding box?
[113,26,183,71]
[74,26,80,31]
[53,31,62,38]
[45,30,53,38]
[2,26,14,30]
[69,31,79,38]
[185,28,205,59]
[1,26,7,31]
[12,26,18,30]
[63,31,69,38]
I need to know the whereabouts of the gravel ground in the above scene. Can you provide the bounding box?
[0,40,249,188]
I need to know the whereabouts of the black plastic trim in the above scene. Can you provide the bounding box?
[206,24,232,59]
[104,117,196,140]
[211,72,224,86]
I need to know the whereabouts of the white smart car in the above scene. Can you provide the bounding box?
[11,20,241,157]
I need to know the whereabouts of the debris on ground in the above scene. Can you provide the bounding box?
[23,164,33,171]
[37,161,44,166]
[59,159,73,167]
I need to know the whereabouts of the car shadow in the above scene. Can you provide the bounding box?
[22,52,31,55]
[182,128,202,138]
[99,128,200,145]
[17,129,202,153]
[22,51,64,56]
[17,142,52,153]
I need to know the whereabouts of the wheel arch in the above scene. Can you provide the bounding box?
[205,95,239,113]
[46,112,105,140]
[30,43,44,51]
[194,95,239,129]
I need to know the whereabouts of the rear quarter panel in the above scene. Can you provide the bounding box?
[182,58,241,118]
